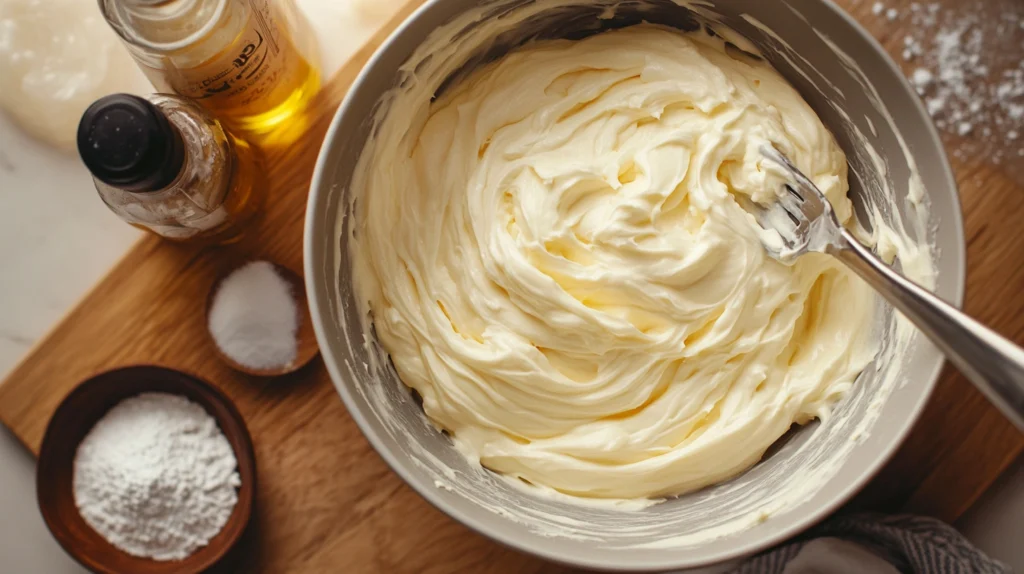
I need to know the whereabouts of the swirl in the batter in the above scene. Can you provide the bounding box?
[351,24,878,500]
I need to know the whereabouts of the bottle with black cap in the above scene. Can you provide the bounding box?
[78,93,266,243]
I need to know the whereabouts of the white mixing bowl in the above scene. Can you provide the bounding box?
[305,0,965,569]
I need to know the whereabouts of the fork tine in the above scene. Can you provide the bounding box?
[750,144,846,261]
[760,144,837,220]
[784,184,804,202]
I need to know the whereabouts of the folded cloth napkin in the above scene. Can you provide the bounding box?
[732,514,1011,574]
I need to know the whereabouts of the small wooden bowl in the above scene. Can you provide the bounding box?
[36,366,256,574]
[205,261,320,377]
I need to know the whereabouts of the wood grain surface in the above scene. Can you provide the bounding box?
[2,0,1021,571]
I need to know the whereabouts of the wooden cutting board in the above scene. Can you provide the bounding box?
[2,0,1021,571]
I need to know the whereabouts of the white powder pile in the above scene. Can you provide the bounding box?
[891,1,1024,163]
[208,261,299,371]
[73,393,241,560]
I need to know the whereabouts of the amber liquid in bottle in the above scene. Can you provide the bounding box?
[100,0,320,139]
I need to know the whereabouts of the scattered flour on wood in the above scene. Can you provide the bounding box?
[885,2,1024,165]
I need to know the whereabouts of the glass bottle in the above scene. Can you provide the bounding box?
[77,93,265,244]
[98,0,320,137]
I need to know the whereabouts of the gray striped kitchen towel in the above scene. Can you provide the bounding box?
[732,514,1011,574]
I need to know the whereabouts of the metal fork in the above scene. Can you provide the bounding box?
[753,144,1024,431]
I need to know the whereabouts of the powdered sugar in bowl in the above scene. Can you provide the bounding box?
[36,365,256,574]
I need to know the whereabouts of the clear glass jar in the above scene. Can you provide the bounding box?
[98,0,320,137]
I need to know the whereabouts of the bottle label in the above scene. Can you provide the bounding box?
[170,0,302,115]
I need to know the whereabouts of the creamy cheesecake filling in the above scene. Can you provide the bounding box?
[351,24,881,500]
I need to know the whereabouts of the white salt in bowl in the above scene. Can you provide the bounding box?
[205,261,321,377]
[305,0,965,570]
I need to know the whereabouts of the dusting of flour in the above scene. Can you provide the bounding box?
[874,1,1024,165]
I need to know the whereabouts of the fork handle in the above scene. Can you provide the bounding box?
[833,231,1024,432]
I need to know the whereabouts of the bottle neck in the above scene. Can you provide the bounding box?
[102,0,231,52]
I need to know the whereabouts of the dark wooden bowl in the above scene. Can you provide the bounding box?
[205,261,320,377]
[36,366,256,574]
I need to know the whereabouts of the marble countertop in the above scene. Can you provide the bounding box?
[0,111,126,573]
[0,114,139,373]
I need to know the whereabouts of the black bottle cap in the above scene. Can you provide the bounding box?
[77,94,185,193]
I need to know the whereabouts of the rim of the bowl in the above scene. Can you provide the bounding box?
[36,364,257,574]
[304,0,966,570]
